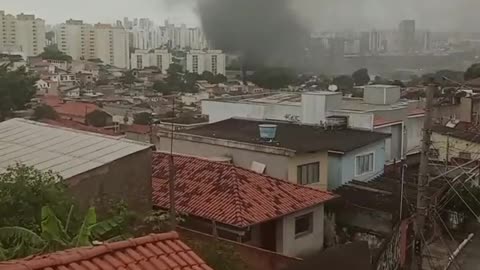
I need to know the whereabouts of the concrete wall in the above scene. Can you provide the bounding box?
[337,206,393,235]
[276,205,325,257]
[301,92,342,125]
[433,98,472,124]
[156,135,328,188]
[328,140,386,190]
[125,132,150,143]
[364,85,401,105]
[405,116,423,155]
[432,132,480,161]
[66,149,152,213]
[201,100,300,123]
[156,136,291,180]
[288,152,329,190]
[178,227,300,270]
[375,123,403,162]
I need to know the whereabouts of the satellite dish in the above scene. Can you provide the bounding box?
[328,84,339,92]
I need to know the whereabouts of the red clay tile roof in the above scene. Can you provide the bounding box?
[41,96,99,118]
[408,108,425,117]
[152,152,337,228]
[0,231,213,270]
[125,124,151,134]
[373,116,403,127]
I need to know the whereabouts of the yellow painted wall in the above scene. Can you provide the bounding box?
[432,132,480,161]
[288,152,329,190]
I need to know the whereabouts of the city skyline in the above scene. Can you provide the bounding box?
[4,0,480,32]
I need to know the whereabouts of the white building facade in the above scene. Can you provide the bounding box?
[186,50,226,75]
[0,11,46,57]
[56,20,130,68]
[130,49,171,73]
[201,86,425,163]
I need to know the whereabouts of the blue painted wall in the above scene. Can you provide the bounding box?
[328,140,386,190]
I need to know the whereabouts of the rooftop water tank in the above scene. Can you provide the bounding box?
[258,124,277,141]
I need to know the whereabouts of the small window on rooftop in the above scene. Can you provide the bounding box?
[295,212,313,238]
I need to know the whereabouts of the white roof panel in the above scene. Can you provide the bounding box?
[0,119,151,179]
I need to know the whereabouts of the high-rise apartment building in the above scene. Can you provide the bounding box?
[423,31,432,52]
[399,20,416,53]
[186,50,225,75]
[369,30,382,53]
[130,49,171,73]
[56,20,129,68]
[0,10,46,57]
[129,20,208,51]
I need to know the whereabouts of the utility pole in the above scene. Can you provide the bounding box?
[445,132,450,171]
[169,96,176,230]
[413,83,435,269]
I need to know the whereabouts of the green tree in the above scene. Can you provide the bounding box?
[133,112,152,125]
[391,80,405,87]
[352,68,370,86]
[250,67,295,89]
[45,31,55,43]
[465,63,480,81]
[0,66,37,121]
[38,45,72,62]
[0,206,125,260]
[0,164,72,232]
[167,63,184,76]
[332,75,354,91]
[85,110,110,127]
[32,104,58,121]
[201,71,215,83]
[152,80,170,95]
[213,74,227,84]
[120,70,137,86]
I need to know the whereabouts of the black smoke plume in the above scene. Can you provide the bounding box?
[196,0,310,68]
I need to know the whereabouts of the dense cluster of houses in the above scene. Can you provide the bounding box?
[4,55,480,269]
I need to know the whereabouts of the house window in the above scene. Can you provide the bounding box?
[356,152,374,176]
[136,55,143,69]
[295,213,313,237]
[297,162,319,185]
[459,152,472,160]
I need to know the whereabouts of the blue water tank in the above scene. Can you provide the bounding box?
[258,124,277,141]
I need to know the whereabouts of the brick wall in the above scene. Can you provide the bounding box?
[66,149,152,214]
[178,227,300,270]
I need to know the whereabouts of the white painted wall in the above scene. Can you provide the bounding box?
[201,100,300,123]
[276,205,325,257]
[405,116,424,155]
[335,112,374,130]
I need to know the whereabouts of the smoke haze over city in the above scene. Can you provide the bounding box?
[3,0,480,32]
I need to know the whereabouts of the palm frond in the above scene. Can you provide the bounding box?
[0,227,44,247]
[73,207,96,247]
[40,206,70,248]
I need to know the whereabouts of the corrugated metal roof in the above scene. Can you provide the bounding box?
[0,119,151,179]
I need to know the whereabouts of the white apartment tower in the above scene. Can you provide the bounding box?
[130,49,171,73]
[56,20,129,68]
[186,50,225,75]
[0,11,46,57]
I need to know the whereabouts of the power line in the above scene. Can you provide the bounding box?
[402,191,439,270]
[430,209,462,270]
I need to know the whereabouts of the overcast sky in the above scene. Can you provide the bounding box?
[2,0,480,31]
